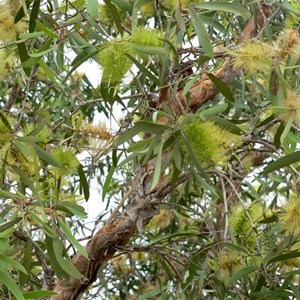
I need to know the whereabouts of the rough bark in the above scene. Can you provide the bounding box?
[49,4,270,299]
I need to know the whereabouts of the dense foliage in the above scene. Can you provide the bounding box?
[0,0,300,299]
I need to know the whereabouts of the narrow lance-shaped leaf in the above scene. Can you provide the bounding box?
[192,2,250,18]
[206,73,234,101]
[77,164,90,201]
[188,6,214,58]
[150,142,163,191]
[0,254,28,274]
[0,269,25,300]
[57,217,88,259]
[33,144,63,168]
[227,266,258,285]
[263,151,300,174]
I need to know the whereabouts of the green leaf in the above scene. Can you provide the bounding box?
[192,2,250,17]
[0,269,25,300]
[0,189,17,200]
[86,0,98,22]
[22,290,57,299]
[138,289,161,300]
[0,218,22,233]
[0,254,28,274]
[188,6,213,58]
[206,73,234,101]
[274,122,285,149]
[150,142,163,191]
[209,116,244,135]
[29,0,40,33]
[38,59,57,83]
[77,164,90,201]
[0,111,12,131]
[19,239,32,287]
[126,54,160,85]
[227,266,258,285]
[103,0,124,34]
[129,43,168,56]
[52,238,83,280]
[102,165,116,201]
[175,4,186,32]
[135,120,169,134]
[221,242,249,254]
[128,137,153,152]
[64,49,98,83]
[57,217,88,259]
[33,144,63,167]
[267,251,300,265]
[199,103,228,119]
[55,202,87,219]
[36,20,59,38]
[17,42,31,76]
[45,237,69,279]
[263,151,300,174]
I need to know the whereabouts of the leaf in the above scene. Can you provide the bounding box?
[36,20,59,38]
[267,251,300,265]
[188,6,213,58]
[45,237,69,279]
[128,137,153,152]
[138,289,161,300]
[0,254,28,274]
[55,202,87,219]
[22,290,57,299]
[126,54,160,85]
[38,59,57,83]
[221,242,249,254]
[86,0,98,22]
[199,103,228,119]
[102,165,116,201]
[192,2,250,17]
[29,0,40,33]
[103,0,124,34]
[57,217,88,259]
[135,120,169,134]
[129,43,168,56]
[33,144,63,167]
[17,42,31,76]
[0,189,17,200]
[19,239,32,286]
[274,122,285,149]
[175,4,186,32]
[263,151,300,174]
[52,238,83,279]
[0,218,22,233]
[206,73,234,101]
[227,266,258,285]
[150,142,163,191]
[77,164,90,201]
[209,116,244,135]
[64,49,98,83]
[0,269,25,300]
[0,111,12,130]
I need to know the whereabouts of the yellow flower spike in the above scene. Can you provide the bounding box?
[277,90,300,125]
[51,148,80,177]
[277,28,300,60]
[211,249,243,280]
[0,4,27,43]
[95,41,133,84]
[131,28,164,48]
[180,120,240,165]
[279,195,300,236]
[229,40,274,75]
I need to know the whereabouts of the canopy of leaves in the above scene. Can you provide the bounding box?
[0,0,300,299]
